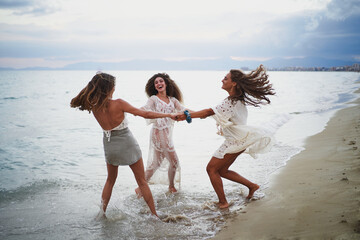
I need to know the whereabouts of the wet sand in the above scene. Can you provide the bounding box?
[213,97,360,240]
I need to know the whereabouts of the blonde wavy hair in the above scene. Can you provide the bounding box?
[70,72,116,113]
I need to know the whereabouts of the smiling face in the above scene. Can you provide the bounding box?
[154,77,167,93]
[221,72,236,93]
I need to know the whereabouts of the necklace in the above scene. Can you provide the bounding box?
[157,94,169,103]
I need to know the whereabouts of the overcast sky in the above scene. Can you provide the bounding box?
[0,0,359,68]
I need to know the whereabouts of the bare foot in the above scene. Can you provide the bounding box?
[95,209,107,220]
[216,202,229,209]
[169,186,177,193]
[246,184,260,200]
[135,187,143,198]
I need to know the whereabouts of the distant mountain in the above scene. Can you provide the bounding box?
[0,66,56,71]
[61,58,239,71]
[0,67,16,71]
[22,67,56,71]
[61,57,358,70]
[1,57,358,71]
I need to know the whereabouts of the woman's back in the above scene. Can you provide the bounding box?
[93,99,125,130]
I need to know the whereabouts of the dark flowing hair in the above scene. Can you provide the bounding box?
[145,73,183,103]
[229,65,275,107]
[70,72,116,113]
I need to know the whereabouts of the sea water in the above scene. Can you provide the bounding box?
[0,70,359,239]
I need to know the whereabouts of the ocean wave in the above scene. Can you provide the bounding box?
[335,92,358,104]
[1,96,28,101]
[290,90,358,115]
[0,179,61,204]
[260,113,293,135]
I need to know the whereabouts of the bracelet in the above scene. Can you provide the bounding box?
[184,110,192,123]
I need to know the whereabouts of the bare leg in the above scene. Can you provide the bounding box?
[218,152,259,200]
[206,151,260,208]
[206,157,229,208]
[144,151,161,182]
[167,151,179,193]
[135,150,162,197]
[145,128,163,182]
[130,158,158,217]
[101,163,118,212]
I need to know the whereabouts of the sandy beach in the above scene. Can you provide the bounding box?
[213,97,360,239]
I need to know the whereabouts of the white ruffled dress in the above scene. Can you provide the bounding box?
[142,95,185,186]
[211,98,274,159]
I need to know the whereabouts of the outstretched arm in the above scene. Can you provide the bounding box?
[176,108,214,121]
[191,108,214,118]
[119,99,178,120]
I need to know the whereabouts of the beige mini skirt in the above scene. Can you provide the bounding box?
[103,128,142,166]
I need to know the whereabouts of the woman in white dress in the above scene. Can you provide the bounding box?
[178,65,275,208]
[136,73,185,196]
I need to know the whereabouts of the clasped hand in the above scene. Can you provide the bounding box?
[171,113,186,121]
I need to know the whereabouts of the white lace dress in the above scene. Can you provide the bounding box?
[211,98,274,159]
[142,95,185,186]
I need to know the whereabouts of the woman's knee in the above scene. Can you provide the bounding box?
[206,163,216,175]
[132,168,147,186]
[106,176,117,186]
[169,160,178,170]
[207,157,224,175]
[106,163,118,186]
[218,168,228,177]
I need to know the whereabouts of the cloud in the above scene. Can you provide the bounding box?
[0,0,60,16]
[325,0,360,20]
[297,0,360,59]
[302,16,360,58]
[304,0,360,32]
[222,0,360,61]
[0,0,32,8]
[0,23,60,41]
[0,0,359,68]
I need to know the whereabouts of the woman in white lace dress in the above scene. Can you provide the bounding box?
[136,73,186,196]
[178,65,275,208]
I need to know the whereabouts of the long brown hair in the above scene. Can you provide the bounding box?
[70,72,116,113]
[145,73,183,103]
[229,65,275,107]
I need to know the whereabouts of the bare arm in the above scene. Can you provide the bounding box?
[119,99,177,120]
[177,108,214,121]
[190,108,214,118]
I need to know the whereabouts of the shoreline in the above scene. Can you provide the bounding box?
[213,97,360,239]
